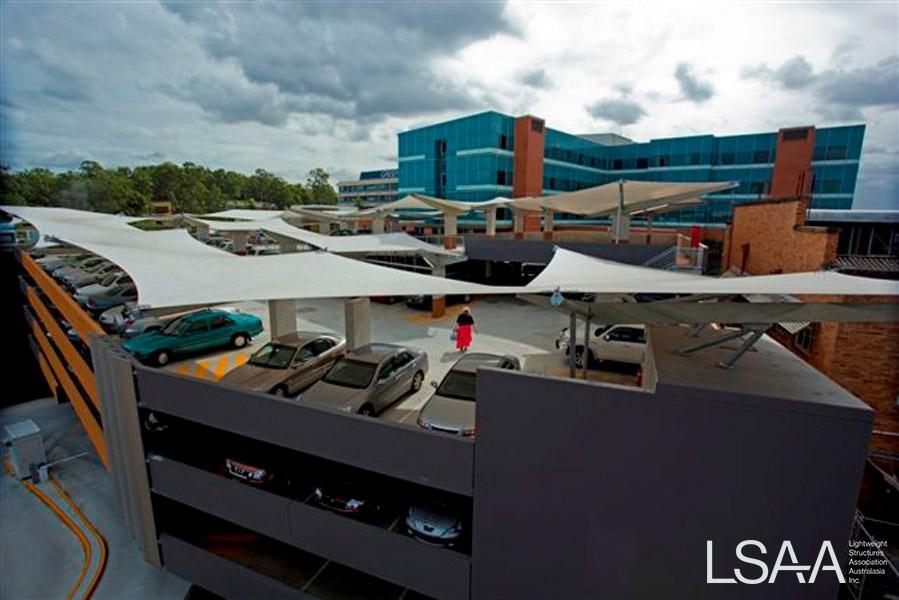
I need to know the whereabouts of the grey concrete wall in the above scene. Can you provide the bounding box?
[160,535,311,600]
[91,336,161,567]
[136,366,474,496]
[471,369,871,600]
[151,456,471,600]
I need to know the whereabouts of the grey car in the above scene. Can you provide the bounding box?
[73,271,132,304]
[52,255,105,280]
[219,331,346,396]
[64,261,119,289]
[417,353,520,437]
[37,252,90,272]
[299,343,428,416]
[405,498,466,548]
[83,283,137,313]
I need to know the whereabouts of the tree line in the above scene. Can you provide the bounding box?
[0,161,338,215]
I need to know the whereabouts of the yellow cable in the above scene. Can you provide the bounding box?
[50,477,108,600]
[22,479,92,600]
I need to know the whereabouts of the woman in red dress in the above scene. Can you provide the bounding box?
[455,307,475,352]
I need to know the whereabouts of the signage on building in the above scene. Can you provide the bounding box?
[360,169,398,181]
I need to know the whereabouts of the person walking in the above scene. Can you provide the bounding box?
[454,307,475,352]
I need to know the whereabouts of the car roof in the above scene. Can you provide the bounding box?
[346,343,405,363]
[451,352,517,373]
[272,331,336,346]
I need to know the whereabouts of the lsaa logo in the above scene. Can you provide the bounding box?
[706,540,846,584]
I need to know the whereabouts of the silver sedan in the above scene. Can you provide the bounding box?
[298,343,428,416]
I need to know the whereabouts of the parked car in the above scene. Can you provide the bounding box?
[74,271,133,304]
[64,261,120,290]
[37,252,90,271]
[246,245,280,256]
[99,302,134,332]
[312,477,384,518]
[299,343,427,416]
[52,256,105,280]
[83,283,138,313]
[556,323,646,367]
[223,457,274,486]
[404,293,471,311]
[219,332,346,396]
[417,353,520,437]
[406,498,466,548]
[122,308,264,366]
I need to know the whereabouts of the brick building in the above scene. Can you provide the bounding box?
[724,197,899,455]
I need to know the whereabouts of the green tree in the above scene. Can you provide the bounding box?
[306,168,337,205]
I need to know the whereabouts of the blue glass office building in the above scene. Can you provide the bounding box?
[397,111,864,225]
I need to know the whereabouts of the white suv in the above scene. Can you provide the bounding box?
[556,324,646,368]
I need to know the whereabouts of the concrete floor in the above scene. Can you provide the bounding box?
[0,399,190,600]
[163,296,638,425]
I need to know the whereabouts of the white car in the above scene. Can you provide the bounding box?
[556,324,646,367]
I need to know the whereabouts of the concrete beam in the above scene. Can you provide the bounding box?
[228,230,249,254]
[195,222,210,242]
[610,212,631,244]
[485,208,497,237]
[267,299,297,338]
[512,210,525,239]
[542,209,555,241]
[344,298,372,350]
[432,263,447,318]
[444,213,458,249]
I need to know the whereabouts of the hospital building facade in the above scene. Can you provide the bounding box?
[396,111,865,226]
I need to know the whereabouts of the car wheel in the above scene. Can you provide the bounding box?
[270,385,287,397]
[232,333,248,348]
[411,370,424,392]
[154,350,171,367]
[358,404,375,417]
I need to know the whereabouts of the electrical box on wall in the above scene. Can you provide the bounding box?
[3,419,46,479]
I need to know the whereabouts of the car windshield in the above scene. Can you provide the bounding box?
[160,315,192,336]
[322,358,376,389]
[436,370,478,401]
[248,343,296,369]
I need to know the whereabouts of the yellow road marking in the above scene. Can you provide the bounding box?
[213,356,230,380]
[235,353,248,367]
[195,362,208,380]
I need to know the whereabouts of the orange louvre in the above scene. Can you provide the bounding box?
[25,284,100,410]
[27,315,108,468]
[18,251,105,344]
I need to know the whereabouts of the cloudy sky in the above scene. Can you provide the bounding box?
[1,1,897,208]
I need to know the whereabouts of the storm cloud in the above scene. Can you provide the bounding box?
[160,1,516,124]
[743,54,899,119]
[586,98,647,126]
[674,63,714,102]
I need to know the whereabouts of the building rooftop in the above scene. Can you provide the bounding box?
[808,209,899,224]
[648,325,873,421]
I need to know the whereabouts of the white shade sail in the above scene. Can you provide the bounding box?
[346,194,511,218]
[4,206,504,307]
[509,180,737,216]
[203,209,290,221]
[527,247,899,296]
[191,217,458,256]
[5,207,897,314]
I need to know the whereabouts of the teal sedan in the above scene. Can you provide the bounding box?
[122,309,264,366]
